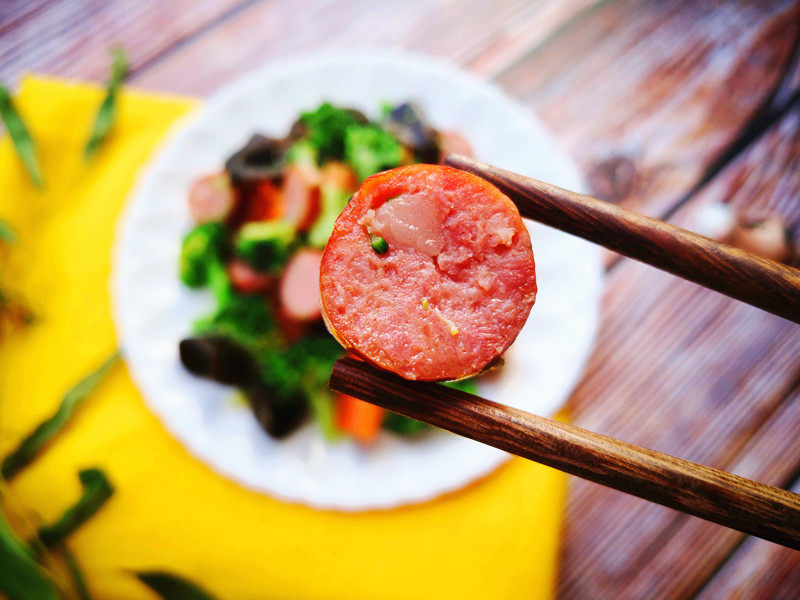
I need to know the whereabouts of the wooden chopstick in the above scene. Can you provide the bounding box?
[330,355,800,549]
[444,154,800,324]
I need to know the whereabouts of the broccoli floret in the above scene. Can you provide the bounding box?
[344,125,404,181]
[443,377,478,395]
[179,222,226,288]
[383,412,429,436]
[257,333,342,400]
[193,293,278,353]
[300,103,363,162]
[307,186,352,248]
[383,378,478,436]
[235,221,296,272]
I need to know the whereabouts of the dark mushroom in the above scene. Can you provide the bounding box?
[224,134,287,185]
[178,336,259,387]
[383,102,440,164]
[245,385,309,438]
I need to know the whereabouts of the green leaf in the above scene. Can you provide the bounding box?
[59,542,92,600]
[1,352,120,480]
[0,219,16,243]
[0,509,60,600]
[0,84,44,189]
[136,572,219,600]
[37,469,113,547]
[84,47,129,159]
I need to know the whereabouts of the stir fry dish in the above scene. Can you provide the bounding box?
[178,101,476,443]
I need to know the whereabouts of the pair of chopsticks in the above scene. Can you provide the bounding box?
[328,155,800,549]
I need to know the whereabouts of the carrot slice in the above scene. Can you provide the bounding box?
[335,393,385,444]
[242,180,284,223]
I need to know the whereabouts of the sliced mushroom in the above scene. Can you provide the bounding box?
[245,385,309,438]
[225,134,287,185]
[383,102,440,164]
[178,336,259,386]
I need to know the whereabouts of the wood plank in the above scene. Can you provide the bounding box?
[0,0,58,36]
[495,0,800,219]
[127,0,558,95]
[0,0,248,85]
[693,482,800,600]
[0,0,598,94]
[562,387,800,600]
[558,98,800,600]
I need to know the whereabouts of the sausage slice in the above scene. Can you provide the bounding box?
[319,164,536,381]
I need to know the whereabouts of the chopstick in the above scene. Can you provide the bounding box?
[330,355,800,549]
[444,154,800,324]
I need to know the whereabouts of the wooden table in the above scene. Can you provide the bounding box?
[3,1,799,597]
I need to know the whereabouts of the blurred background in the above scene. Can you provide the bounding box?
[2,1,800,599]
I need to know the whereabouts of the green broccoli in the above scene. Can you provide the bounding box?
[257,333,342,402]
[307,186,352,248]
[383,413,429,436]
[193,293,278,353]
[179,222,226,289]
[383,378,478,436]
[300,103,363,162]
[344,124,404,181]
[235,221,296,272]
[442,377,478,395]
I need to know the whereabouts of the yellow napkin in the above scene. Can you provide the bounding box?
[0,76,566,600]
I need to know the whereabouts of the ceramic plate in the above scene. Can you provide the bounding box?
[113,51,602,510]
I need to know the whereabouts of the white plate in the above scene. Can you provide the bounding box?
[113,51,602,511]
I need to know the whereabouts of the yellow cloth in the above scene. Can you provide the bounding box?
[0,77,566,600]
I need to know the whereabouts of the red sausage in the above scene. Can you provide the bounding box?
[319,164,536,381]
[227,259,273,294]
[281,165,321,232]
[280,249,324,321]
[188,173,237,223]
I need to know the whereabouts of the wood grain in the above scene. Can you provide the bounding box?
[694,484,800,600]
[330,355,800,549]
[446,154,800,323]
[126,0,564,95]
[496,0,800,218]
[2,1,800,597]
[557,98,800,599]
[0,0,249,86]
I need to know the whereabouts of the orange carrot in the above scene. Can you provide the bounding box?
[335,393,385,444]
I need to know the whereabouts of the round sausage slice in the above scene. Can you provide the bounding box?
[188,173,237,223]
[280,249,323,322]
[319,164,536,381]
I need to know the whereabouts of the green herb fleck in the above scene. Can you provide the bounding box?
[0,84,43,189]
[421,297,429,310]
[136,571,219,600]
[37,468,114,547]
[370,235,388,254]
[1,352,120,480]
[84,47,129,159]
